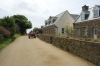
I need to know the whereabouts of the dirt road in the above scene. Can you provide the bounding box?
[0,36,96,66]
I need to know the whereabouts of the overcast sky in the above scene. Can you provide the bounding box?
[0,0,100,33]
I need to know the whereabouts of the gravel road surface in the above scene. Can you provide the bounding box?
[0,36,96,66]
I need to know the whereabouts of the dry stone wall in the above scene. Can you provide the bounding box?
[37,35,100,66]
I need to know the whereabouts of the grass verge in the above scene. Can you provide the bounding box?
[0,34,21,51]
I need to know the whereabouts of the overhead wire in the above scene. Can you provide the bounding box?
[32,0,48,16]
[43,0,57,12]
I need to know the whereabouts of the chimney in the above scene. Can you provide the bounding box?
[49,16,52,19]
[82,5,89,11]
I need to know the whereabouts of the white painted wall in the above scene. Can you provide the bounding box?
[55,11,75,35]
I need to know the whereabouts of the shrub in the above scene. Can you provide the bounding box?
[85,38,91,41]
[94,39,98,42]
[66,36,69,38]
[58,32,60,36]
[0,26,11,37]
[80,38,84,41]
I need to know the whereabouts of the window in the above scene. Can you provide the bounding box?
[85,14,89,19]
[49,21,51,24]
[77,28,80,35]
[81,14,89,20]
[81,14,84,20]
[53,19,56,23]
[45,23,47,25]
[94,10,98,17]
[62,28,64,34]
[92,27,98,35]
[83,27,88,36]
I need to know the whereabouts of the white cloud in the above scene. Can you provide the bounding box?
[0,0,100,33]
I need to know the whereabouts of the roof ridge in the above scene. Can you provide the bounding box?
[73,15,80,23]
[95,5,100,6]
[54,10,68,24]
[56,10,67,22]
[70,14,79,16]
[60,10,67,18]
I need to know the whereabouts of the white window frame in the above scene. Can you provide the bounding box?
[49,21,51,24]
[83,27,88,36]
[93,6,100,18]
[81,13,85,20]
[94,9,99,17]
[77,28,80,35]
[45,23,47,25]
[52,19,56,23]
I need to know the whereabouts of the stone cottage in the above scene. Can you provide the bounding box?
[74,5,100,39]
[42,10,78,36]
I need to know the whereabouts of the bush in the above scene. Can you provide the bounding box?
[66,36,69,38]
[94,39,98,42]
[0,26,11,37]
[0,34,4,41]
[85,38,91,41]
[13,34,20,38]
[11,37,15,41]
[80,38,84,41]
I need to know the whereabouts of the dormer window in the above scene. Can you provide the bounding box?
[45,22,47,25]
[93,5,100,18]
[49,21,51,24]
[81,5,89,21]
[81,13,89,20]
[53,19,56,23]
[94,9,99,17]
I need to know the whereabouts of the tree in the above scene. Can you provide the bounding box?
[1,16,17,36]
[12,15,32,35]
[65,22,71,36]
[0,15,32,36]
[0,19,2,26]
[65,22,77,38]
[33,27,42,34]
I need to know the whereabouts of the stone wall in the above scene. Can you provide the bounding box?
[74,20,100,38]
[37,35,52,43]
[37,35,100,66]
[42,25,56,36]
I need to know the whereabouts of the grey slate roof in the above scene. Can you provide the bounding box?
[45,10,67,27]
[74,5,100,23]
[96,5,100,9]
[70,14,79,20]
[44,10,79,27]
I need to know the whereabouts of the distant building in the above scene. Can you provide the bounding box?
[74,5,100,39]
[42,10,78,36]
